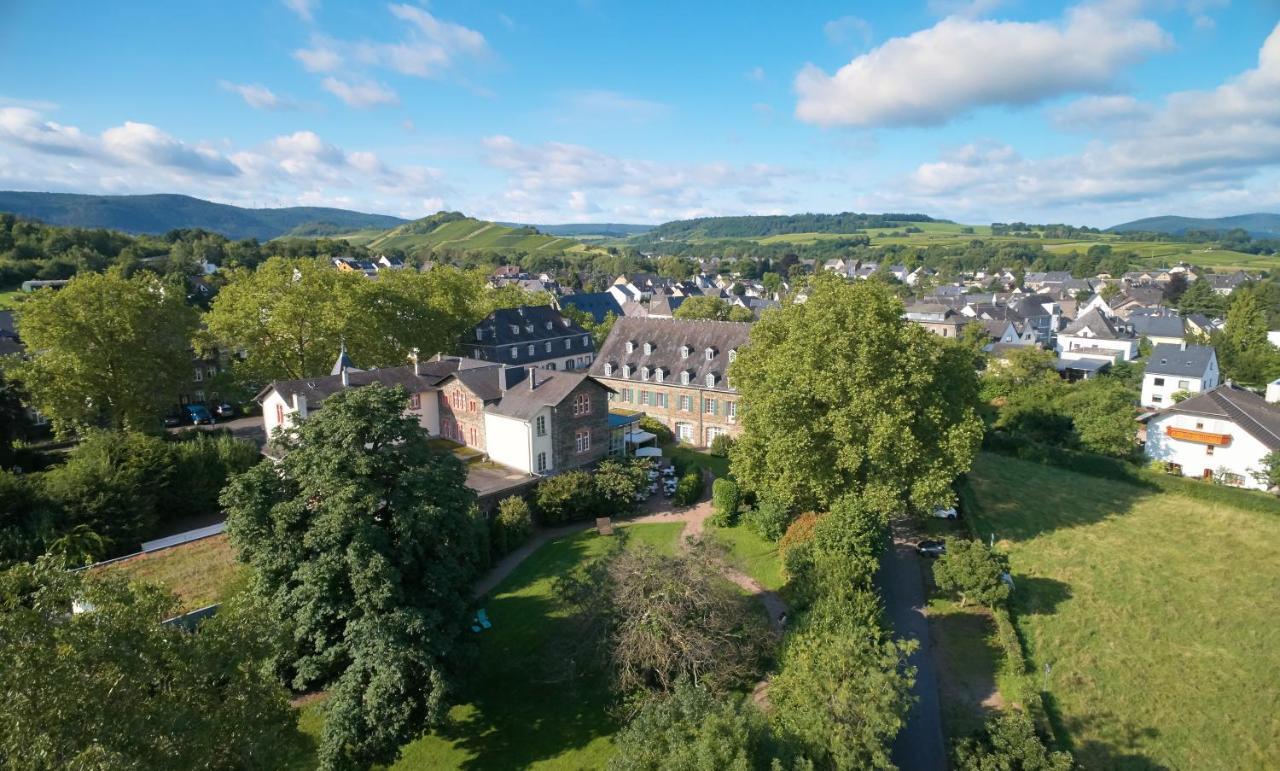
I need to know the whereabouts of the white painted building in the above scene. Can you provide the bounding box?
[1140,343,1219,408]
[1143,382,1280,490]
[1055,308,1140,363]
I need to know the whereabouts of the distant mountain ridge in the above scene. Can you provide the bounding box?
[1108,213,1280,237]
[0,191,408,241]
[641,212,947,240]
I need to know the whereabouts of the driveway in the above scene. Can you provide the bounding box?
[878,535,947,771]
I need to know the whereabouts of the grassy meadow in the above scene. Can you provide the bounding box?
[966,453,1280,770]
[102,534,244,613]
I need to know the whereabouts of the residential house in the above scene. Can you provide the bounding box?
[1140,343,1220,408]
[1023,271,1073,292]
[1055,308,1140,362]
[257,350,611,476]
[333,257,377,277]
[904,303,969,339]
[376,255,406,270]
[1129,309,1186,346]
[1143,382,1280,489]
[462,305,595,372]
[1204,270,1254,295]
[590,317,750,447]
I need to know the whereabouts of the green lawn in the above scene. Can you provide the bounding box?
[101,534,245,613]
[297,522,685,770]
[967,453,1280,770]
[706,522,785,591]
[925,597,1006,742]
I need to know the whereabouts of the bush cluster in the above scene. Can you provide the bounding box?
[673,470,703,506]
[491,496,533,558]
[709,478,739,527]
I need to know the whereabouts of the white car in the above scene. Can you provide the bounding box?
[931,507,959,520]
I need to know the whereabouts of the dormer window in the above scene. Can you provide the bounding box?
[581,335,589,347]
[545,321,553,330]
[510,324,520,335]
[681,370,691,385]
[728,348,737,363]
[680,345,690,359]
[604,362,614,376]
[525,324,534,333]
[640,366,650,381]
[643,342,653,355]
[476,329,484,341]
[625,340,636,354]
[622,364,632,378]
[655,367,665,383]
[705,347,716,361]
[706,373,717,388]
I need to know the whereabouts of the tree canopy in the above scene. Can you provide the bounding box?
[729,273,984,515]
[9,269,197,433]
[223,384,485,769]
[0,557,301,769]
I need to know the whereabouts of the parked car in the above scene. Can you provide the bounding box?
[183,404,215,425]
[163,413,182,428]
[212,402,237,420]
[931,507,960,520]
[916,539,947,558]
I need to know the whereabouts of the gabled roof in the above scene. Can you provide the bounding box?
[487,371,612,420]
[590,316,751,393]
[1154,384,1280,451]
[471,305,588,346]
[258,357,474,406]
[1144,343,1215,377]
[1062,308,1125,339]
[557,292,624,323]
[1130,314,1185,340]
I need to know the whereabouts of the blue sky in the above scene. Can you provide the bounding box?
[1,1,1278,226]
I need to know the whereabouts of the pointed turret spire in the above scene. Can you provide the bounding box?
[331,341,357,377]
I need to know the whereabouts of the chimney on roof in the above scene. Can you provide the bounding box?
[499,363,508,393]
[1180,340,1187,351]
[410,347,420,376]
[529,369,537,390]
[340,367,349,388]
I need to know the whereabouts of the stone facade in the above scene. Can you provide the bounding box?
[438,380,493,450]
[550,377,610,468]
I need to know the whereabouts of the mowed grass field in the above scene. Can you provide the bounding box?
[295,522,686,770]
[967,454,1280,770]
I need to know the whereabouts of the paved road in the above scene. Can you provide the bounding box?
[879,538,947,771]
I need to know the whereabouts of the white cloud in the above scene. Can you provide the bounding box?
[568,191,598,214]
[795,4,1170,128]
[0,107,94,156]
[0,109,448,216]
[218,81,296,110]
[1049,94,1153,132]
[823,16,872,48]
[294,37,343,72]
[886,23,1280,219]
[321,77,399,108]
[558,90,671,122]
[478,135,802,222]
[283,0,316,23]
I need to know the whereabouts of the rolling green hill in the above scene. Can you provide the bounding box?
[0,191,407,241]
[640,212,947,241]
[1108,213,1280,237]
[329,211,591,255]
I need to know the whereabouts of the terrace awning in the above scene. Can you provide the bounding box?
[625,429,657,445]
[633,447,663,458]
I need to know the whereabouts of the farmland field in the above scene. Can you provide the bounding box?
[967,453,1280,770]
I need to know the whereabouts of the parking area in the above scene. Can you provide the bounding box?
[169,415,266,448]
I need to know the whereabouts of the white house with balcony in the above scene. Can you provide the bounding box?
[1143,381,1280,489]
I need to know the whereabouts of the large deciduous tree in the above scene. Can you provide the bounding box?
[729,273,984,515]
[0,557,302,769]
[10,270,197,433]
[222,384,485,770]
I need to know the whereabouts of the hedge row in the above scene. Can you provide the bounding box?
[983,431,1280,516]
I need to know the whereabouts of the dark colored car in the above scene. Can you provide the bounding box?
[916,539,947,558]
[183,404,215,425]
[212,402,237,420]
[163,413,182,428]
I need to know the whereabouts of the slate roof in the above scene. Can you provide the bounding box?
[1130,313,1185,340]
[1144,343,1216,378]
[590,317,751,393]
[1157,384,1280,451]
[487,370,612,420]
[471,305,587,346]
[1062,308,1125,339]
[557,292,623,324]
[257,357,477,406]
[1205,271,1251,290]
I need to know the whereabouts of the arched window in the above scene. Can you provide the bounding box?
[640,366,650,381]
[680,345,690,359]
[643,342,653,355]
[622,364,632,378]
[655,368,664,383]
[573,393,591,416]
[705,373,716,388]
[604,362,614,376]
[728,349,737,363]
[680,370,691,385]
[625,340,636,353]
[705,347,715,361]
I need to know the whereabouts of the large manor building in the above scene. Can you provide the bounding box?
[590,317,750,447]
